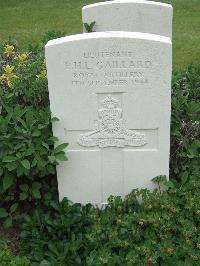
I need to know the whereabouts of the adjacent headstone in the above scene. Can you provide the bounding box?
[45,31,172,205]
[82,0,173,38]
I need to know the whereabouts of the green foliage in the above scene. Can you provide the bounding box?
[170,64,200,181]
[41,30,66,46]
[83,22,96,33]
[0,241,30,266]
[0,203,18,228]
[20,200,94,265]
[0,44,48,107]
[20,175,200,265]
[0,103,67,215]
[0,106,57,179]
[0,34,68,228]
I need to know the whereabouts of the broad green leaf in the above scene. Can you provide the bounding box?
[3,175,14,191]
[20,192,29,201]
[2,156,17,163]
[10,203,18,214]
[32,182,41,199]
[47,164,55,174]
[84,21,96,32]
[48,136,59,142]
[17,165,24,177]
[42,142,49,149]
[32,189,41,199]
[6,92,14,98]
[31,158,37,167]
[21,159,30,170]
[19,184,29,192]
[38,124,45,129]
[54,143,68,154]
[55,153,68,161]
[3,216,12,229]
[187,154,196,159]
[32,182,41,190]
[51,117,60,122]
[50,201,60,211]
[0,208,8,218]
[6,161,17,171]
[32,130,41,136]
[164,180,175,189]
[44,192,52,201]
[25,147,34,156]
[40,260,51,266]
[48,155,56,163]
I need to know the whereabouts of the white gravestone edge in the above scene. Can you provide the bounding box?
[46,31,171,49]
[82,1,173,39]
[82,0,172,10]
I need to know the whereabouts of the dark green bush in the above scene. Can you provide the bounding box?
[170,64,200,181]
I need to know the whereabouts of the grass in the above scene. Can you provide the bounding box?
[163,0,200,69]
[0,0,199,69]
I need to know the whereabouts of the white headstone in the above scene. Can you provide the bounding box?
[82,0,173,38]
[45,32,172,205]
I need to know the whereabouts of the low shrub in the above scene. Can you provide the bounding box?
[20,176,200,265]
[170,64,200,181]
[0,32,67,227]
[0,241,30,266]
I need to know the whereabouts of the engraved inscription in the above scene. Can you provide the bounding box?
[65,60,152,70]
[78,95,147,148]
[64,50,152,87]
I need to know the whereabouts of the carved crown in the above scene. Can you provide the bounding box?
[101,95,119,109]
[99,95,122,120]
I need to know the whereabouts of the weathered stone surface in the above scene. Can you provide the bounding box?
[82,0,173,38]
[45,32,172,205]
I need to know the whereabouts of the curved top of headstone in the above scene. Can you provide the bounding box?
[46,31,171,49]
[84,0,172,8]
[82,0,173,39]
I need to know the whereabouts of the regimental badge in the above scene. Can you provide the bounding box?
[78,95,147,148]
